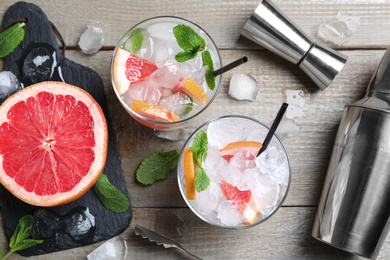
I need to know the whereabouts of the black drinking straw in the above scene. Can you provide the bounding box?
[214,56,248,76]
[257,103,289,156]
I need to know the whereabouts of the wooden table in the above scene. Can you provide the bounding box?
[1,0,390,259]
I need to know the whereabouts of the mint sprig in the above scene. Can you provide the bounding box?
[1,215,43,260]
[122,28,144,54]
[136,150,179,185]
[0,22,25,58]
[93,173,130,213]
[189,130,210,191]
[194,167,210,192]
[173,24,215,90]
[190,130,208,167]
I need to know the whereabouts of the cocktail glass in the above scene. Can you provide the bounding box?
[111,16,222,131]
[177,115,291,229]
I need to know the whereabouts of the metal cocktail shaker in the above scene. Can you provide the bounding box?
[312,47,390,259]
[241,0,348,90]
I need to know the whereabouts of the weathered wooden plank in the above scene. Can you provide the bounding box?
[1,0,390,49]
[2,207,390,259]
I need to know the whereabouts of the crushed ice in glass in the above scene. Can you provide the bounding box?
[0,71,21,100]
[229,73,259,101]
[87,236,128,260]
[185,117,290,227]
[78,21,105,54]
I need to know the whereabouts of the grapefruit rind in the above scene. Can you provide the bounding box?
[220,141,262,162]
[130,100,179,122]
[180,77,209,106]
[183,148,196,200]
[0,81,108,207]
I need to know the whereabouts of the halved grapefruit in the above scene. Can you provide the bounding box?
[0,82,108,207]
[112,48,158,96]
[219,180,261,225]
[220,141,262,162]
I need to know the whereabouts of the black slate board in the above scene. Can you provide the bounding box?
[0,1,132,256]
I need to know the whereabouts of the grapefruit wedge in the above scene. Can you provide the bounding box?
[112,48,158,95]
[219,180,261,225]
[130,100,179,123]
[0,82,108,207]
[183,148,196,200]
[220,141,262,162]
[180,77,209,106]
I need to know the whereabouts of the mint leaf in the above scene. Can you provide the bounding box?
[195,167,210,192]
[6,215,43,258]
[179,96,193,118]
[173,24,205,53]
[93,173,130,213]
[190,130,208,167]
[0,22,25,58]
[175,46,200,63]
[202,50,215,90]
[136,150,179,185]
[122,28,144,54]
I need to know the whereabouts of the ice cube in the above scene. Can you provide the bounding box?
[229,148,257,172]
[123,80,148,103]
[217,200,243,226]
[229,73,259,101]
[64,207,95,243]
[150,42,176,67]
[194,181,222,215]
[78,21,105,54]
[31,209,62,239]
[219,165,242,187]
[154,129,184,140]
[317,12,359,46]
[158,92,192,116]
[177,63,194,79]
[87,236,128,260]
[145,87,162,105]
[22,45,55,83]
[0,71,21,100]
[252,175,280,211]
[149,64,180,89]
[183,53,202,70]
[122,29,153,59]
[203,146,221,179]
[207,119,241,148]
[238,168,260,191]
[147,22,177,42]
[191,65,208,86]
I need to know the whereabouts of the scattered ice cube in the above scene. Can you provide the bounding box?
[31,209,62,239]
[0,71,21,99]
[229,73,259,101]
[217,200,243,226]
[154,129,184,141]
[219,165,243,187]
[64,207,95,243]
[194,182,222,215]
[229,148,257,172]
[22,46,55,83]
[147,22,177,42]
[284,89,310,119]
[317,12,360,45]
[87,236,128,260]
[78,21,105,54]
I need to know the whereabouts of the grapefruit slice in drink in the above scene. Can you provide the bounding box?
[0,82,108,207]
[220,141,262,162]
[219,180,261,225]
[130,100,180,123]
[112,48,158,95]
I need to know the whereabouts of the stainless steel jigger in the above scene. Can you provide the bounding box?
[241,0,348,90]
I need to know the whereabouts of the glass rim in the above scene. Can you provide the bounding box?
[110,16,223,126]
[177,115,292,229]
